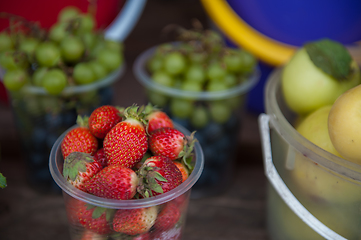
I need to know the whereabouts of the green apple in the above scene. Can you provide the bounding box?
[328,84,361,164]
[282,39,360,116]
[292,105,361,204]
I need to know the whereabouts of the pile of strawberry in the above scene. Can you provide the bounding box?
[60,103,196,239]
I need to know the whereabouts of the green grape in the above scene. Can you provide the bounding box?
[42,69,67,95]
[58,6,81,22]
[191,105,209,128]
[80,31,97,49]
[206,81,229,92]
[3,68,29,91]
[48,22,68,43]
[73,62,96,85]
[170,98,194,118]
[32,67,48,86]
[0,32,14,52]
[35,42,61,67]
[0,51,28,70]
[163,51,186,76]
[96,48,123,72]
[223,49,244,73]
[19,37,39,57]
[189,51,207,64]
[104,39,123,53]
[184,64,206,83]
[60,35,85,63]
[180,80,202,92]
[209,101,232,124]
[147,55,164,73]
[77,14,95,33]
[148,90,168,107]
[206,61,227,81]
[203,30,223,53]
[151,70,174,87]
[155,43,174,56]
[88,61,107,80]
[238,49,257,73]
[223,73,238,88]
[225,96,243,110]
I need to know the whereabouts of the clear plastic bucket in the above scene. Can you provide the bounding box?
[259,68,361,240]
[7,65,125,192]
[133,44,260,198]
[49,122,204,240]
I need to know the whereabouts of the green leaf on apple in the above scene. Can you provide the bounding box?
[0,173,7,188]
[305,39,352,81]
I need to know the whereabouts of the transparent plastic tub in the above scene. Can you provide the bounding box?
[49,122,204,240]
[134,44,260,198]
[7,65,125,192]
[259,68,361,240]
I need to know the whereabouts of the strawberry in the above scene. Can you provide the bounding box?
[137,156,183,197]
[112,206,158,235]
[69,199,115,234]
[61,117,98,159]
[145,105,174,133]
[154,202,181,231]
[173,161,189,182]
[103,106,148,168]
[93,148,108,167]
[88,105,123,139]
[63,152,103,191]
[148,127,196,165]
[80,230,107,240]
[84,165,139,200]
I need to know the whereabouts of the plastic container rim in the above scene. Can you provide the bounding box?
[49,122,204,209]
[265,67,361,181]
[133,44,261,101]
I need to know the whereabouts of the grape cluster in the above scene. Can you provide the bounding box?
[0,6,124,95]
[145,27,257,126]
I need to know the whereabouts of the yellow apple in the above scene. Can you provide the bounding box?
[328,84,361,164]
[292,105,361,204]
[282,48,360,115]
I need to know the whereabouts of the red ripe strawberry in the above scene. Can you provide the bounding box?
[84,165,138,200]
[93,148,108,167]
[103,106,148,168]
[154,202,181,231]
[61,126,98,159]
[69,199,114,235]
[133,232,151,240]
[138,156,183,197]
[173,161,189,182]
[148,127,196,162]
[88,105,123,139]
[63,152,103,191]
[112,206,158,235]
[146,109,174,133]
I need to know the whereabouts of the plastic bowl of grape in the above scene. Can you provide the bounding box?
[133,29,260,198]
[0,6,125,192]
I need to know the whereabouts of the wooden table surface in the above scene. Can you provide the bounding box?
[0,1,269,239]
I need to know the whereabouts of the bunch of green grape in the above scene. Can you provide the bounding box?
[145,27,257,125]
[0,6,124,95]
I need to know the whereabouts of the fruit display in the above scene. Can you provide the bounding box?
[49,103,203,240]
[134,25,259,197]
[0,6,125,191]
[264,39,361,239]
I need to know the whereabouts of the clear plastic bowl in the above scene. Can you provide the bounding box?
[133,44,260,198]
[49,122,204,239]
[6,64,125,192]
[263,68,361,240]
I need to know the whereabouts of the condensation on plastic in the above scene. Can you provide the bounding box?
[49,122,204,209]
[133,43,261,101]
